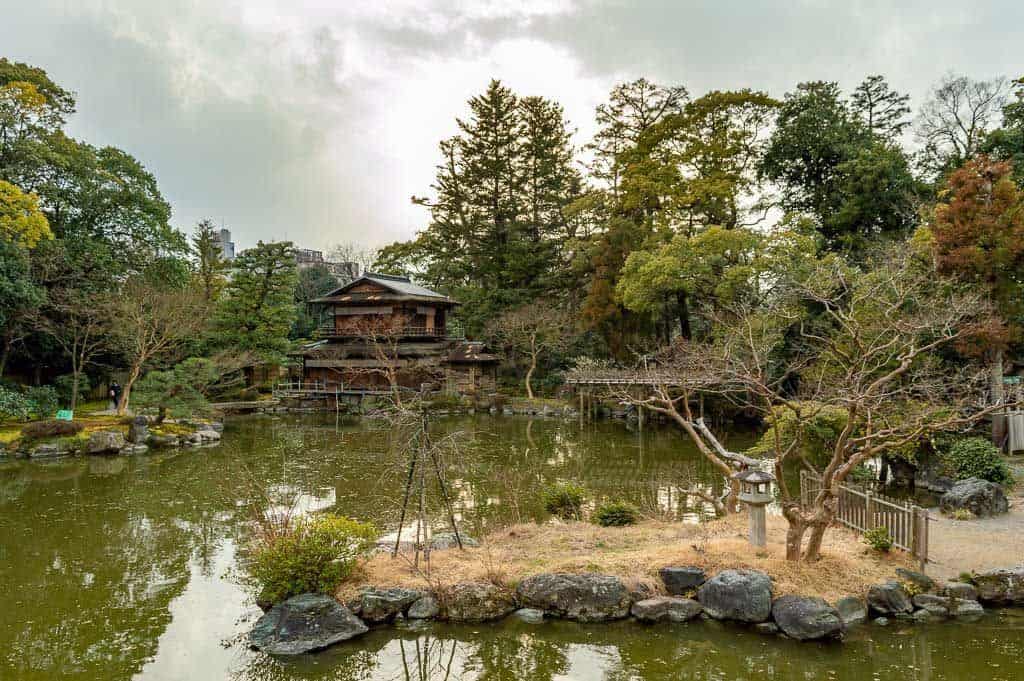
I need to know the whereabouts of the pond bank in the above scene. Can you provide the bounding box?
[343,514,910,604]
[251,513,1024,654]
[1,415,224,458]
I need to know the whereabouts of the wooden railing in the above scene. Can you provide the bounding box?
[800,469,930,569]
[315,324,455,339]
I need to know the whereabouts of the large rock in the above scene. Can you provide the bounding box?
[429,532,480,550]
[949,599,985,619]
[249,593,367,655]
[866,581,913,615]
[442,582,516,622]
[407,595,440,619]
[351,587,423,623]
[86,430,125,455]
[696,570,772,623]
[127,417,149,444]
[973,566,1024,605]
[771,595,844,641]
[896,568,936,594]
[147,434,180,447]
[834,596,868,625]
[942,581,978,601]
[940,478,1009,517]
[659,566,706,595]
[516,573,632,622]
[912,594,950,617]
[195,429,221,442]
[630,596,702,623]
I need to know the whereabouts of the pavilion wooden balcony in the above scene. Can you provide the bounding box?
[315,324,460,340]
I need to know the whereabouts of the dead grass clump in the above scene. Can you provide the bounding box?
[340,514,911,604]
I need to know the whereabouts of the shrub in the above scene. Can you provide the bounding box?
[943,437,1013,485]
[21,419,85,440]
[863,526,893,552]
[0,386,34,421]
[542,483,586,520]
[25,386,59,419]
[249,514,377,605]
[950,508,974,521]
[592,501,640,527]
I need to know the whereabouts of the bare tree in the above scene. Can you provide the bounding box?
[327,242,378,278]
[488,303,571,399]
[606,248,1004,561]
[916,74,1008,175]
[107,279,208,414]
[36,289,115,409]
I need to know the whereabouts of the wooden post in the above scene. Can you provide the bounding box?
[912,506,928,572]
[865,491,875,531]
[579,389,584,426]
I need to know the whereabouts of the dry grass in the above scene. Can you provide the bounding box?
[340,514,911,604]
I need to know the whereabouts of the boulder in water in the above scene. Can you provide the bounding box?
[771,595,844,641]
[696,569,772,623]
[443,582,516,622]
[630,596,702,623]
[249,593,367,655]
[516,573,631,622]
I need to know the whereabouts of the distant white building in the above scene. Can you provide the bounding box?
[213,228,235,261]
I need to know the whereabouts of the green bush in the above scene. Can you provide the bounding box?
[249,514,377,605]
[54,374,91,406]
[26,386,59,419]
[21,419,85,440]
[592,501,640,527]
[863,526,893,552]
[542,483,586,520]
[0,386,34,421]
[943,437,1013,485]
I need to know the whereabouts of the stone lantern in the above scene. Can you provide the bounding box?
[733,469,775,548]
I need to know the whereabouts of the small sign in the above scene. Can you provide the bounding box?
[1004,376,1022,385]
[56,410,74,421]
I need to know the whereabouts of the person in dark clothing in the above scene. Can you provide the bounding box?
[110,382,122,410]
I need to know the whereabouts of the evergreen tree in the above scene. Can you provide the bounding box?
[191,219,228,304]
[214,241,298,362]
[382,80,580,332]
[851,75,912,140]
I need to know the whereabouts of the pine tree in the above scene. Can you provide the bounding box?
[851,75,911,140]
[191,219,227,303]
[214,241,298,362]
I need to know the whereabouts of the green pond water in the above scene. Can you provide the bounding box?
[1,414,1022,680]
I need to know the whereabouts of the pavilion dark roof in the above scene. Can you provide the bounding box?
[309,273,458,305]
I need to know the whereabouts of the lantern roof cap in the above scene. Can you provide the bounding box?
[732,469,775,483]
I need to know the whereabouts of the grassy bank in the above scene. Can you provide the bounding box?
[341,514,911,603]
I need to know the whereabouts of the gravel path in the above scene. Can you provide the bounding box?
[926,455,1024,580]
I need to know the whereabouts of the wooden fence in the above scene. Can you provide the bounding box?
[800,470,930,570]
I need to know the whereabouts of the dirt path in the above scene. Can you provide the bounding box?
[926,455,1024,580]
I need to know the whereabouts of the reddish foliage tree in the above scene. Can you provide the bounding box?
[932,156,1024,412]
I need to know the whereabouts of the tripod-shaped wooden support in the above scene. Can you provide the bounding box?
[391,408,463,569]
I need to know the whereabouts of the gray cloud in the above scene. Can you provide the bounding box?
[1,1,1020,252]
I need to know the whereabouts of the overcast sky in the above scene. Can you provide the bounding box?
[2,1,1021,252]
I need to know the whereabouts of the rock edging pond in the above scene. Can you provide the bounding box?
[5,416,224,459]
[249,564,1024,655]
